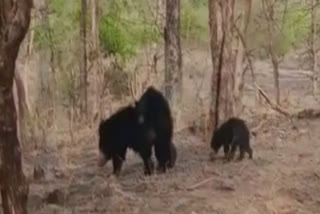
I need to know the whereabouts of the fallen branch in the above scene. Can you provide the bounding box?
[293,108,320,119]
[255,83,290,117]
[187,177,217,191]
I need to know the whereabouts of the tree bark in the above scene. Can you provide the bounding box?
[269,46,280,104]
[263,0,280,105]
[208,0,235,133]
[90,0,100,119]
[310,0,319,95]
[0,1,32,214]
[208,0,219,133]
[14,68,31,146]
[233,0,251,116]
[80,0,88,116]
[91,0,98,51]
[156,0,166,29]
[164,0,182,127]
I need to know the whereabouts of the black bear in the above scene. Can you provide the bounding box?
[98,104,154,176]
[135,86,176,173]
[210,117,253,161]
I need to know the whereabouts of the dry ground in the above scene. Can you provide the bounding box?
[24,116,320,214]
[7,49,320,214]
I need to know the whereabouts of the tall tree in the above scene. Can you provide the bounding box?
[80,0,88,116]
[208,0,235,133]
[90,0,102,119]
[309,0,319,95]
[0,0,32,213]
[233,0,252,115]
[164,0,182,127]
[263,0,281,104]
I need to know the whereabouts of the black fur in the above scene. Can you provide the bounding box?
[98,105,154,176]
[210,117,253,161]
[135,86,176,173]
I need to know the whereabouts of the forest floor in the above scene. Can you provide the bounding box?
[24,116,320,214]
[12,53,320,214]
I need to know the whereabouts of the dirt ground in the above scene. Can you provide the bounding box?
[24,116,320,214]
[10,51,320,214]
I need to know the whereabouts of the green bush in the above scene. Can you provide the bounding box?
[99,0,160,61]
[34,0,79,50]
[275,4,310,56]
[248,1,310,58]
[181,0,209,42]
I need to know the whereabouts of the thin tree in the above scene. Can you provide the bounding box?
[233,0,252,115]
[309,0,319,95]
[0,0,32,213]
[164,0,182,126]
[90,0,99,118]
[263,0,281,105]
[208,0,235,133]
[80,0,88,116]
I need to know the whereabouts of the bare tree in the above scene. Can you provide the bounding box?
[80,0,88,116]
[89,0,99,118]
[208,0,235,133]
[0,0,32,213]
[91,0,98,51]
[263,0,281,105]
[233,0,252,115]
[164,0,182,126]
[156,0,166,29]
[309,0,319,95]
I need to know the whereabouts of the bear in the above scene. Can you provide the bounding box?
[210,117,253,161]
[98,104,154,176]
[135,86,176,173]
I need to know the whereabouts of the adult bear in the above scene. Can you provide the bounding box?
[98,104,154,176]
[135,86,176,173]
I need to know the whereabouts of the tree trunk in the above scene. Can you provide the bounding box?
[208,0,235,133]
[310,0,318,95]
[233,0,251,116]
[0,1,32,214]
[263,0,280,105]
[270,46,280,104]
[164,0,182,128]
[14,68,31,146]
[208,0,219,133]
[89,0,100,119]
[91,0,98,50]
[80,0,88,116]
[156,0,166,29]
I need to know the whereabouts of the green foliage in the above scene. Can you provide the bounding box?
[34,1,80,50]
[248,1,310,58]
[99,0,160,61]
[275,4,310,56]
[181,0,209,42]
